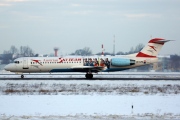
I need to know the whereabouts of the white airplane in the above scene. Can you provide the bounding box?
[4,38,170,79]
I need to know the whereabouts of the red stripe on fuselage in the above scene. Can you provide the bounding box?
[32,60,43,66]
[136,52,156,58]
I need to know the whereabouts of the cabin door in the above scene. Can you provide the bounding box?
[23,58,29,69]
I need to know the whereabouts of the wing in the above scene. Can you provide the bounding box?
[71,66,105,72]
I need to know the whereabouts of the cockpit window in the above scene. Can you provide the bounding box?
[14,61,19,64]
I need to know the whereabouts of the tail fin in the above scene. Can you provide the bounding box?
[136,38,170,58]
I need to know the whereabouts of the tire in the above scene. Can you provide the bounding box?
[85,74,93,79]
[21,75,24,79]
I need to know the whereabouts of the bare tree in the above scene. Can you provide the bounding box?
[128,44,144,54]
[71,47,92,56]
[2,51,12,64]
[134,43,144,53]
[116,51,125,55]
[116,44,144,55]
[9,45,18,54]
[129,47,134,54]
[20,46,34,57]
[3,50,10,54]
[170,55,180,71]
[82,47,92,56]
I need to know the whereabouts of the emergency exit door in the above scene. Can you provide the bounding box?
[23,58,29,69]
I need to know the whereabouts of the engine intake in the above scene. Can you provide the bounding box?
[111,58,135,66]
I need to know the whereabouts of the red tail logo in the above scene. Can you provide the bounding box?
[148,45,157,51]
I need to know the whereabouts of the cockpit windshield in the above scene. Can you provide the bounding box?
[14,61,19,64]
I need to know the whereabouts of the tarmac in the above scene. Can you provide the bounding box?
[0,73,180,80]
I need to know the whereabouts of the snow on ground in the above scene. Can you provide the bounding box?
[0,73,180,119]
[0,95,180,119]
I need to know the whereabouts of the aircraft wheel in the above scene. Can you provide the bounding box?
[85,74,93,79]
[21,75,24,79]
[90,74,93,79]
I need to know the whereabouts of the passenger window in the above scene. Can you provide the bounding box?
[14,61,19,64]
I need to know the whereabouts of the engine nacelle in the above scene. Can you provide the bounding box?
[111,58,135,67]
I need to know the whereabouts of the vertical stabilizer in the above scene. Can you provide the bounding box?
[136,38,170,57]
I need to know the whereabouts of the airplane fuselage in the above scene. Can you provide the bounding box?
[5,56,158,73]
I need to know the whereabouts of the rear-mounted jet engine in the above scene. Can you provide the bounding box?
[111,58,135,67]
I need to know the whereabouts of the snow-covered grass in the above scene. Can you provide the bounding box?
[1,114,179,120]
[1,80,180,95]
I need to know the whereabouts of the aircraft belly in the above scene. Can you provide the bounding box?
[39,64,74,72]
[30,66,41,72]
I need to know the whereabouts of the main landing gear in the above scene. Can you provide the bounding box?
[85,73,93,79]
[21,75,24,79]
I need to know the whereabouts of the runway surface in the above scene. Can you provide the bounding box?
[0,73,180,80]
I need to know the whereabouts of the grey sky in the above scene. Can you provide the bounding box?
[0,0,180,55]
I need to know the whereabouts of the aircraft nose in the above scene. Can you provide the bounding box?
[4,64,12,71]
